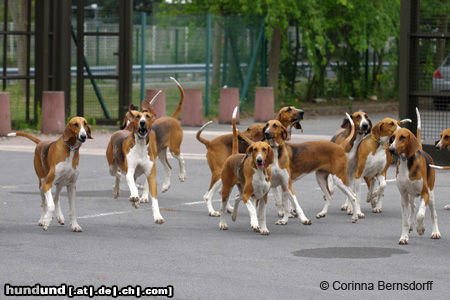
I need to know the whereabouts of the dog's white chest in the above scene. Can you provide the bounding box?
[270,149,289,188]
[397,160,423,197]
[363,146,386,177]
[126,140,153,176]
[54,152,78,186]
[252,169,270,199]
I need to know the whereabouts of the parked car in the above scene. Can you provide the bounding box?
[432,55,450,110]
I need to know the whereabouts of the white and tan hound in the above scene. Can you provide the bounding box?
[106,110,164,224]
[121,77,186,193]
[196,106,303,216]
[430,128,450,209]
[8,117,93,231]
[388,108,440,244]
[219,107,274,235]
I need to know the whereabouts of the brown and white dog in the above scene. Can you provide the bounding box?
[106,110,164,224]
[430,128,450,209]
[219,107,273,234]
[337,114,412,215]
[388,109,440,244]
[329,111,372,212]
[7,117,93,231]
[238,113,360,222]
[120,77,185,193]
[196,106,304,216]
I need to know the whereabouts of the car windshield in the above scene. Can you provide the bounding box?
[444,56,450,67]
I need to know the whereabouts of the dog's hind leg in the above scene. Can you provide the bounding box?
[171,150,186,183]
[140,179,149,203]
[316,171,333,219]
[109,164,121,199]
[159,149,172,193]
[67,184,82,232]
[38,185,46,227]
[204,176,222,217]
[428,190,441,239]
[53,184,65,225]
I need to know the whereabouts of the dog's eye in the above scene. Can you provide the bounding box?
[262,148,266,152]
[273,124,277,128]
[74,123,79,128]
[145,115,150,119]
[84,121,87,126]
[356,115,361,120]
[390,122,394,126]
[445,135,449,139]
[287,107,292,112]
[389,136,395,143]
[399,136,406,141]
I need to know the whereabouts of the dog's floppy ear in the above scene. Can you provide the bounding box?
[262,124,268,140]
[367,117,373,131]
[371,122,382,138]
[246,144,254,156]
[86,125,93,139]
[435,139,440,146]
[63,124,74,142]
[340,117,351,130]
[405,133,420,157]
[265,145,274,167]
[281,124,288,141]
[120,115,129,130]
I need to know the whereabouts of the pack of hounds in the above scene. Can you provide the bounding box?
[6,78,450,245]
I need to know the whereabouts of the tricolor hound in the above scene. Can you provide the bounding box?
[7,117,93,232]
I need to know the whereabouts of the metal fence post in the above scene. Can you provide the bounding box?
[205,13,211,117]
[140,12,146,106]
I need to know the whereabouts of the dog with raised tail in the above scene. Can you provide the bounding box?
[219,107,273,235]
[430,128,450,209]
[388,108,440,244]
[7,117,93,232]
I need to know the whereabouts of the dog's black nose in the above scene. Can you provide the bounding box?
[264,131,271,139]
[297,109,304,120]
[139,120,146,127]
[256,157,263,164]
[79,134,87,142]
[388,146,395,154]
[435,145,441,151]
[361,123,369,131]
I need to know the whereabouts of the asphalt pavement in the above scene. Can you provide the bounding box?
[1,112,450,299]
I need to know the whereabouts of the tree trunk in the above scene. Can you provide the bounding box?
[9,0,27,97]
[435,14,448,67]
[211,21,222,88]
[268,28,282,97]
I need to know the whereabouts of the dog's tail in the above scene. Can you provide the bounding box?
[232,106,238,155]
[429,164,450,170]
[341,113,355,152]
[416,107,422,148]
[170,77,185,119]
[196,121,213,148]
[7,132,40,144]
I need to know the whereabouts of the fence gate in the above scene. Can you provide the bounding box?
[74,0,132,122]
[0,0,34,124]
[399,0,450,163]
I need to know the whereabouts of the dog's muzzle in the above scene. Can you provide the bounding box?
[360,123,370,134]
[138,121,148,137]
[78,133,87,143]
[297,109,304,121]
[388,146,396,155]
[264,131,272,140]
[256,156,264,169]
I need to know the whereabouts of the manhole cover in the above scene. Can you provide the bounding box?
[293,247,408,259]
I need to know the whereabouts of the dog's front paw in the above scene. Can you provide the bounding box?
[351,216,358,223]
[316,212,326,219]
[161,184,170,193]
[129,196,140,208]
[398,236,409,245]
[179,172,186,182]
[372,207,382,213]
[260,228,270,235]
[154,217,165,224]
[209,211,220,217]
[251,223,260,232]
[347,208,353,215]
[341,204,348,211]
[113,188,120,199]
[139,196,149,203]
[219,223,228,230]
[71,224,83,232]
[275,219,287,225]
[431,232,441,239]
[417,225,425,236]
[57,216,65,225]
[302,219,312,225]
[358,212,365,219]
